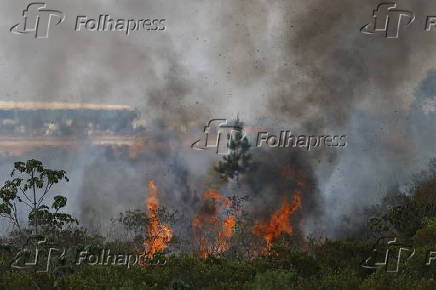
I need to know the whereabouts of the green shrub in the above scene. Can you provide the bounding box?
[248,269,298,290]
[360,271,436,290]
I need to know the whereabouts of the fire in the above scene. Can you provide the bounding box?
[141,180,173,260]
[192,190,236,258]
[252,190,302,250]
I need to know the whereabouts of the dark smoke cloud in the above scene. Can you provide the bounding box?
[283,0,436,236]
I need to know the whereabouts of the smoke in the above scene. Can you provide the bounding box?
[1,0,436,238]
[287,0,436,236]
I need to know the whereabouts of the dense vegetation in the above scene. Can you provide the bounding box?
[2,158,436,289]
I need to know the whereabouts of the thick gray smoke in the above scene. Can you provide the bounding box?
[1,0,436,238]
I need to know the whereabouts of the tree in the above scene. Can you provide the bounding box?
[0,159,77,234]
[115,206,176,248]
[215,117,252,183]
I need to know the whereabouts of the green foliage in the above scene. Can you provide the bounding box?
[413,218,436,247]
[115,206,177,250]
[170,279,192,290]
[314,268,361,290]
[313,240,370,275]
[387,202,436,237]
[29,200,78,232]
[0,159,75,235]
[266,245,320,278]
[367,176,436,239]
[4,160,436,289]
[249,269,298,290]
[0,240,433,290]
[215,118,252,182]
[360,271,436,290]
[52,195,67,210]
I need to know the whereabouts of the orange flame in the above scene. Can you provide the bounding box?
[252,191,302,250]
[192,190,235,258]
[141,180,173,260]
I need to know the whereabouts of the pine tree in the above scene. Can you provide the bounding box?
[215,118,251,183]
